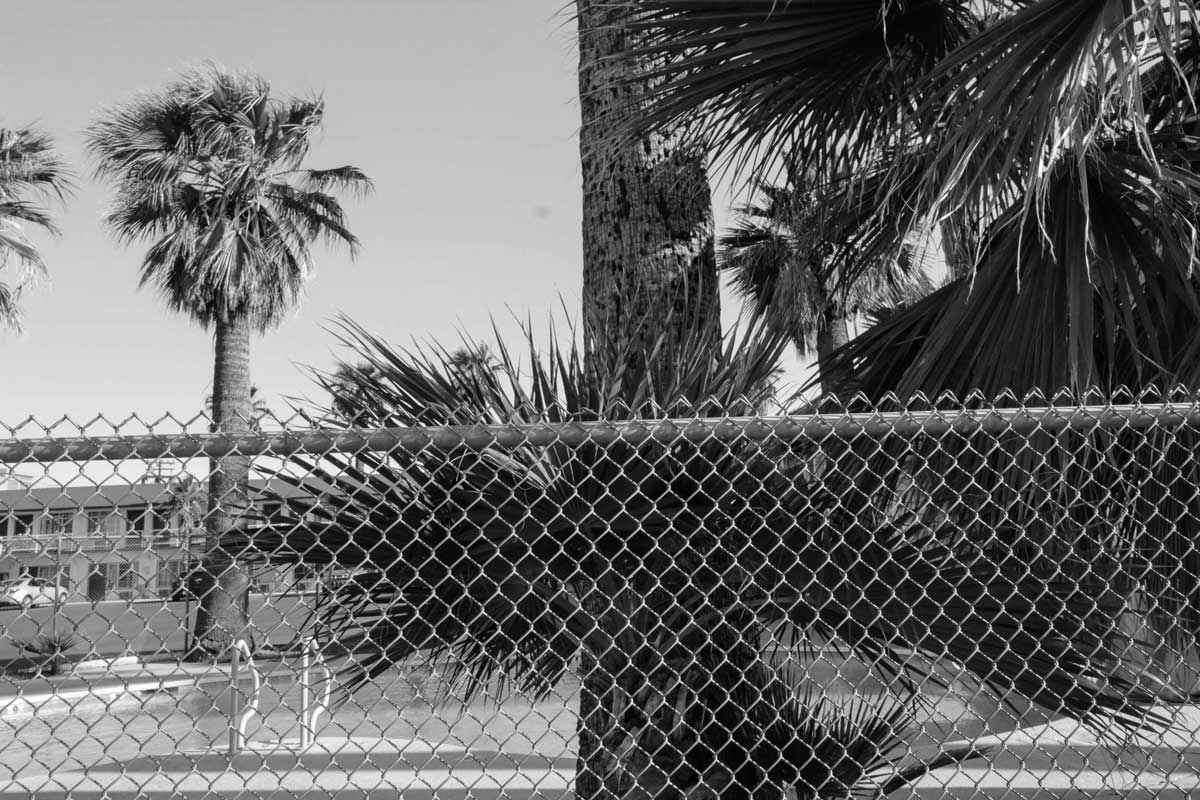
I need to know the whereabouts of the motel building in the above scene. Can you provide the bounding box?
[0,474,304,603]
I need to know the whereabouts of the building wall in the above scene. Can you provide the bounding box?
[0,480,302,602]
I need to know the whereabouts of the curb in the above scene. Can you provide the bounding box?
[73,655,143,672]
[0,670,231,721]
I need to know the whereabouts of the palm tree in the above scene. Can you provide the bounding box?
[576,4,727,780]
[447,343,499,380]
[0,127,70,330]
[576,0,721,390]
[721,171,935,393]
[204,383,272,431]
[324,361,378,427]
[624,1,1200,680]
[86,66,372,658]
[232,314,1175,799]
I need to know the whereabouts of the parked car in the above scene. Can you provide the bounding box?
[0,577,68,608]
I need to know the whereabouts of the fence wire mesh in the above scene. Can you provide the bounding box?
[2,394,1200,798]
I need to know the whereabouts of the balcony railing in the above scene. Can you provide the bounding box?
[3,534,72,553]
[2,532,198,554]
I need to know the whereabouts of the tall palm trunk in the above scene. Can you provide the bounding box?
[815,303,850,396]
[190,313,254,660]
[578,0,720,382]
[576,2,720,796]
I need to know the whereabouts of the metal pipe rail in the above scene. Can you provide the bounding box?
[298,637,331,748]
[226,638,330,753]
[227,639,261,755]
[4,402,1200,463]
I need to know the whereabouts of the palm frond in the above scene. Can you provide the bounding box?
[299,166,374,198]
[227,312,1179,743]
[0,125,70,328]
[626,0,978,179]
[719,168,937,358]
[0,127,73,202]
[0,281,21,331]
[901,0,1195,238]
[87,66,368,330]
[825,145,1200,399]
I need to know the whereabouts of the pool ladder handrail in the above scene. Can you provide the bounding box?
[227,638,262,754]
[298,636,331,747]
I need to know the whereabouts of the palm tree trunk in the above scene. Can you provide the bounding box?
[190,312,254,661]
[577,0,720,383]
[575,3,720,796]
[815,308,851,396]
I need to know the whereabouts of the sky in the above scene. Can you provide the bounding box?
[0,0,804,431]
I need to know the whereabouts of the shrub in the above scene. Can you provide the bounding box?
[16,632,78,677]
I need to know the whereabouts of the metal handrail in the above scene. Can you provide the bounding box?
[298,637,331,748]
[227,639,262,754]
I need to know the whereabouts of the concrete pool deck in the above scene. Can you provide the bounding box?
[5,711,1200,800]
[0,658,240,720]
[2,658,1199,799]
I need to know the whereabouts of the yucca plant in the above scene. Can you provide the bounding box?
[235,311,1172,798]
[17,632,78,677]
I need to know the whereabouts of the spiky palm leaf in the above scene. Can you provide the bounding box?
[231,313,1179,756]
[627,643,987,799]
[247,311,789,697]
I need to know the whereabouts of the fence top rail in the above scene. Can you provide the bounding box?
[2,402,1200,464]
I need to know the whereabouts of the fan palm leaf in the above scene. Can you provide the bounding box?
[0,127,71,330]
[628,1,1195,253]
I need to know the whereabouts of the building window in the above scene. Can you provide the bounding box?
[151,505,174,536]
[8,513,34,537]
[104,562,138,594]
[43,511,74,536]
[118,566,136,590]
[86,509,126,537]
[125,506,148,538]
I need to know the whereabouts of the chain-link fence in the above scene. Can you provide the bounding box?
[3,395,1200,798]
